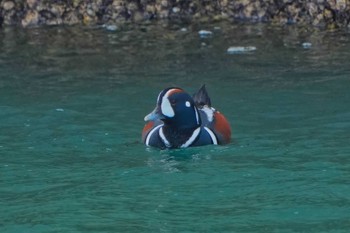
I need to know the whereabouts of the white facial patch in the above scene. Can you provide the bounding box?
[161,98,174,117]
[161,89,176,117]
[185,101,191,107]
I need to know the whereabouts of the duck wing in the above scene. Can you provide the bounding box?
[194,85,231,144]
[193,84,211,108]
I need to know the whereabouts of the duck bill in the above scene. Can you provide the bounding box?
[144,108,164,122]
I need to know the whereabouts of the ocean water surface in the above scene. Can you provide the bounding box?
[1,23,350,232]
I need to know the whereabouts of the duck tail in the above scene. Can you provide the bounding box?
[193,84,211,108]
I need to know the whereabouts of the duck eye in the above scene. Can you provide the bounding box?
[170,99,176,106]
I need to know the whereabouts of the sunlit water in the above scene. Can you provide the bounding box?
[1,23,350,232]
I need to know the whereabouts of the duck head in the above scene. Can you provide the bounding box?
[144,87,201,129]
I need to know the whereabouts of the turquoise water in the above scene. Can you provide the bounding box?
[1,24,350,232]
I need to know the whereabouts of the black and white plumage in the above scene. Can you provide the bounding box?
[142,85,231,149]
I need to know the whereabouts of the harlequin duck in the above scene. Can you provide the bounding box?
[142,85,231,149]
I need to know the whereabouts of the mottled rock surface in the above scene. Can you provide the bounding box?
[0,0,350,28]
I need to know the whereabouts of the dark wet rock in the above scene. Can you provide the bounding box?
[62,10,80,25]
[26,0,38,9]
[1,0,21,25]
[1,0,350,28]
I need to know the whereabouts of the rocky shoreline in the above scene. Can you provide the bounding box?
[0,0,350,28]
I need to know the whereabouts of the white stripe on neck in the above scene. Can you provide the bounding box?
[204,127,218,145]
[180,127,201,148]
[145,124,163,146]
[194,108,200,125]
[159,127,171,148]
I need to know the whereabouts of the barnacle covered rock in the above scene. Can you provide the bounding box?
[0,0,349,28]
